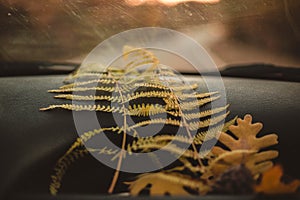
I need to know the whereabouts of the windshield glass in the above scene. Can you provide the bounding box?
[1,0,299,72]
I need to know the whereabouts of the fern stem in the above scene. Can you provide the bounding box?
[158,68,204,171]
[108,81,127,194]
[174,96,205,170]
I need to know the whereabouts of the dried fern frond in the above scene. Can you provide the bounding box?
[50,148,89,195]
[132,82,170,90]
[80,127,123,142]
[125,90,172,101]
[43,46,235,196]
[60,78,116,89]
[123,116,237,158]
[184,105,229,121]
[64,62,124,83]
[40,104,121,112]
[54,94,122,102]
[193,116,237,146]
[133,82,199,92]
[193,124,226,145]
[122,46,159,72]
[188,111,229,131]
[180,96,221,111]
[64,72,103,83]
[45,44,278,198]
[49,127,122,194]
[180,91,219,100]
[126,118,182,132]
[87,147,119,155]
[125,134,192,154]
[127,141,196,159]
[126,103,166,116]
[48,86,118,93]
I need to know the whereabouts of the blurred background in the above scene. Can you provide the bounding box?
[0,0,299,71]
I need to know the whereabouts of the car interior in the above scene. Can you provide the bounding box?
[0,0,300,200]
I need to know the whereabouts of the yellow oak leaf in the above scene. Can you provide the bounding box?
[209,114,278,177]
[213,114,278,153]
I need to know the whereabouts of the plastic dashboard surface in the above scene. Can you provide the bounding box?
[0,75,299,199]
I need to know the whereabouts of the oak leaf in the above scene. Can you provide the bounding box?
[127,172,209,196]
[255,165,300,194]
[210,114,278,176]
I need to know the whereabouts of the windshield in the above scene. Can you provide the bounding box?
[1,0,299,72]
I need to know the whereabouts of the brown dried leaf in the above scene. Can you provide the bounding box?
[204,150,278,179]
[255,165,300,194]
[126,172,209,196]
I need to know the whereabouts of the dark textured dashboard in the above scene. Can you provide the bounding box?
[0,75,299,199]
